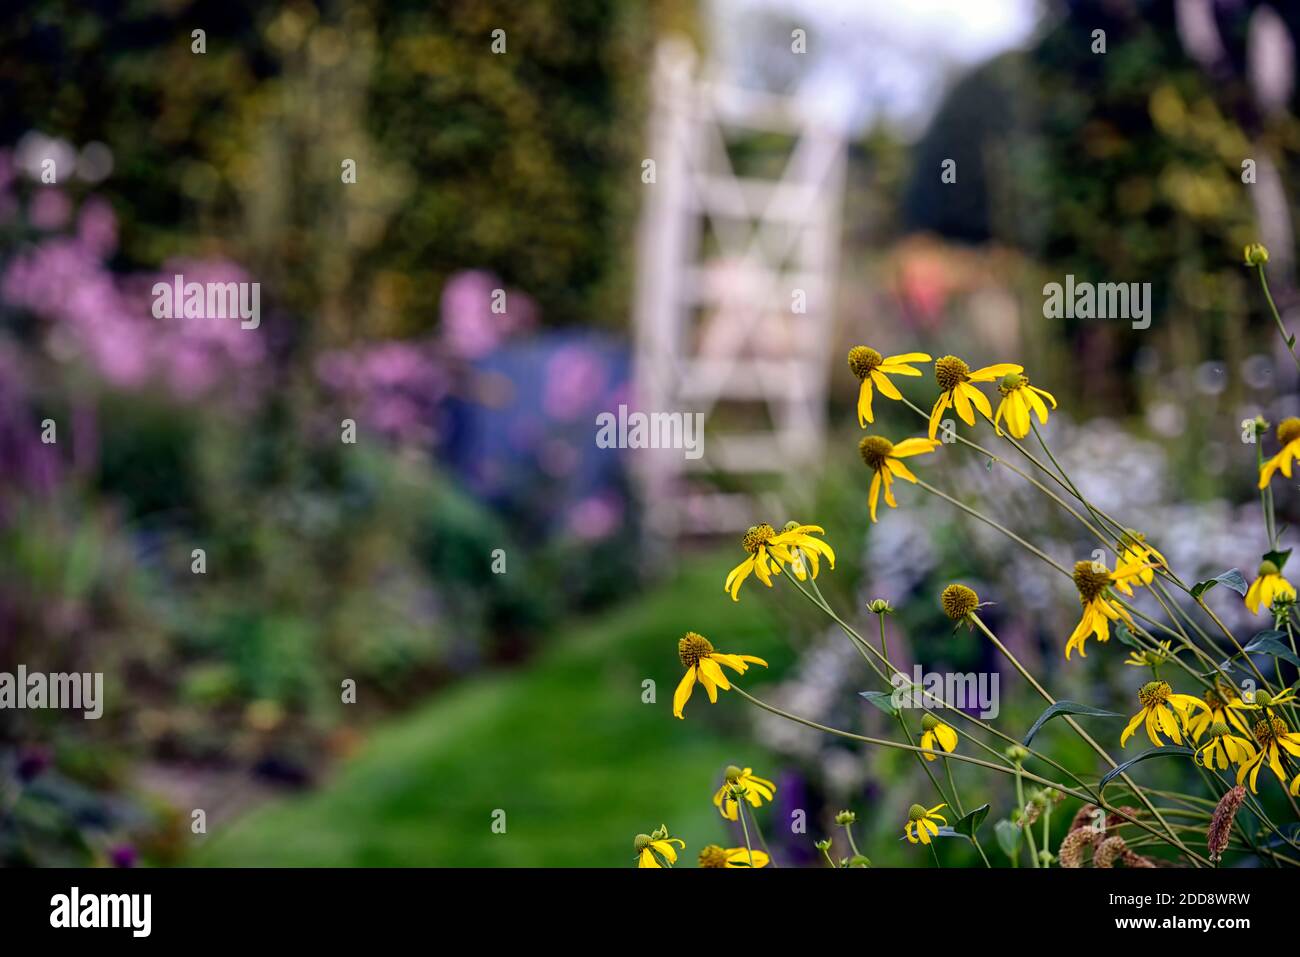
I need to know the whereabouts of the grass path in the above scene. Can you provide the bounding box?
[192,555,788,866]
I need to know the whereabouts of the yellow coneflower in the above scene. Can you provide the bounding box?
[712,765,776,821]
[698,844,770,868]
[1254,687,1299,709]
[772,522,835,582]
[992,372,1057,439]
[1187,682,1256,740]
[634,825,685,868]
[858,434,940,522]
[940,583,981,623]
[1120,680,1208,748]
[1258,417,1300,489]
[919,713,958,761]
[1123,640,1172,668]
[1066,560,1146,659]
[723,523,787,602]
[1244,560,1296,615]
[847,346,931,426]
[1237,714,1300,793]
[927,355,1023,439]
[1111,532,1166,597]
[673,632,768,719]
[903,803,948,845]
[1193,721,1258,772]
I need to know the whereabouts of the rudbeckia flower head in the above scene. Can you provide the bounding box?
[903,803,948,845]
[940,583,980,622]
[772,521,835,581]
[1120,680,1207,748]
[847,345,930,427]
[993,371,1057,439]
[1253,688,1298,709]
[1237,715,1300,793]
[698,844,769,868]
[1187,681,1256,741]
[1193,721,1258,772]
[1112,531,1165,596]
[723,523,784,601]
[1244,559,1296,615]
[1066,560,1141,659]
[1124,640,1172,668]
[673,632,768,719]
[919,712,958,761]
[927,355,1022,439]
[1258,418,1300,489]
[858,434,940,522]
[712,765,776,821]
[635,825,685,868]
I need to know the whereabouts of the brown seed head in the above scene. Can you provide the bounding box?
[847,346,882,379]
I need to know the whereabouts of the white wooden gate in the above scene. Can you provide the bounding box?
[631,38,847,541]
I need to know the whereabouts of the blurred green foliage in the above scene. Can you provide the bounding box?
[0,0,694,342]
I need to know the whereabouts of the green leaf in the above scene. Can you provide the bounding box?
[1113,623,1143,650]
[1242,632,1300,668]
[1099,747,1194,789]
[1022,701,1122,746]
[994,819,1021,860]
[1264,548,1292,572]
[858,690,898,716]
[1191,569,1248,599]
[955,803,990,841]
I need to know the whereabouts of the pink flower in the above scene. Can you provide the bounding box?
[29,188,72,230]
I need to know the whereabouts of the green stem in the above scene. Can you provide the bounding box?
[1256,263,1300,375]
[728,686,1212,865]
[970,613,1199,865]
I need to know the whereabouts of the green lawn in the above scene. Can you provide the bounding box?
[191,554,790,866]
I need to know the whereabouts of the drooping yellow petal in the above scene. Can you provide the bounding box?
[885,457,919,484]
[952,382,975,425]
[928,393,950,440]
[857,377,874,427]
[871,369,902,400]
[672,667,697,719]
[934,723,958,752]
[1120,708,1146,747]
[698,656,731,692]
[725,556,755,601]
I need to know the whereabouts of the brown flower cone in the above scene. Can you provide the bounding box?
[1207,786,1246,863]
[1058,827,1098,868]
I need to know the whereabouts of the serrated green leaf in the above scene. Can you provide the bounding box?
[1099,746,1194,789]
[1022,701,1121,746]
[1191,569,1248,599]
